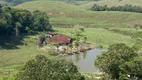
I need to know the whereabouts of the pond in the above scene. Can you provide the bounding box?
[64,48,106,72]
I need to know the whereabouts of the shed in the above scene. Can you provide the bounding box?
[47,34,71,44]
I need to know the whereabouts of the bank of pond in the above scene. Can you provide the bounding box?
[63,48,106,73]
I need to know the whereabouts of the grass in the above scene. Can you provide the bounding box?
[50,11,142,28]
[1,0,142,79]
[0,35,53,67]
[15,1,83,13]
[0,27,136,79]
[0,34,53,80]
[79,0,142,9]
[15,0,142,28]
[54,27,135,48]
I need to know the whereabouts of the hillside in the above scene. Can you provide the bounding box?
[79,0,142,9]
[0,0,32,6]
[15,1,82,13]
[50,11,142,28]
[0,0,10,5]
[15,0,142,28]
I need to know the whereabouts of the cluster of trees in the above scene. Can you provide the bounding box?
[4,0,32,6]
[95,32,142,80]
[16,55,84,80]
[0,4,52,37]
[91,4,142,13]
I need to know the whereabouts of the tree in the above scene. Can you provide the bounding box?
[0,5,52,36]
[33,10,52,32]
[132,31,142,51]
[16,55,84,80]
[120,56,142,80]
[95,43,138,79]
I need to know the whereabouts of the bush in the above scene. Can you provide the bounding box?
[91,4,142,13]
[16,55,84,80]
[95,43,138,79]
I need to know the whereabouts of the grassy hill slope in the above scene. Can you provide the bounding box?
[15,1,82,13]
[50,11,142,28]
[15,0,142,28]
[80,0,142,9]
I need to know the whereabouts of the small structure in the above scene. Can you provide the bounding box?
[48,32,55,38]
[47,32,71,44]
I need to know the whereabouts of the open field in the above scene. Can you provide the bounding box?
[15,1,82,13]
[0,34,54,80]
[15,1,142,28]
[50,11,142,28]
[54,27,135,48]
[1,0,142,79]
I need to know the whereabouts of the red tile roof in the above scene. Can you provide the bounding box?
[47,34,71,44]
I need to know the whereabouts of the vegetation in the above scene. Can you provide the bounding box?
[1,0,33,6]
[16,55,84,80]
[95,31,142,79]
[95,43,139,79]
[55,28,134,48]
[79,0,142,9]
[0,4,52,36]
[1,0,142,80]
[15,0,142,28]
[91,4,142,13]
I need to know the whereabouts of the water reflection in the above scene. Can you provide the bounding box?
[64,48,106,72]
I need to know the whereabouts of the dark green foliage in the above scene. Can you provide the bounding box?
[91,4,142,13]
[4,0,33,6]
[16,55,84,80]
[33,10,52,32]
[120,56,142,80]
[0,4,52,36]
[95,43,138,79]
[132,31,142,51]
[108,28,134,36]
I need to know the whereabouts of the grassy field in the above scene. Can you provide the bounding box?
[15,1,82,13]
[54,27,135,48]
[15,1,142,28]
[79,0,142,9]
[49,11,142,28]
[1,0,142,79]
[0,34,53,80]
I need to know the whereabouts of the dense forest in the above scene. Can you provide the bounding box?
[0,4,52,37]
[91,4,142,13]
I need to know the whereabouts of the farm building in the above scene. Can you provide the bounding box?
[46,32,71,44]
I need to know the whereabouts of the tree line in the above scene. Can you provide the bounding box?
[4,0,32,6]
[0,4,52,37]
[91,4,142,13]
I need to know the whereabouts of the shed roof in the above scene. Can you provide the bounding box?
[47,34,71,44]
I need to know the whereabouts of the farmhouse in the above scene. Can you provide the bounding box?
[47,32,71,44]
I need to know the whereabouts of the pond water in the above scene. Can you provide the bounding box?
[64,48,106,72]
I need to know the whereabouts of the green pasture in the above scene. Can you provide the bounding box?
[54,27,135,48]
[15,0,142,28]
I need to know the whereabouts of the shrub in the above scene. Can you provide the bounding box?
[16,55,84,80]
